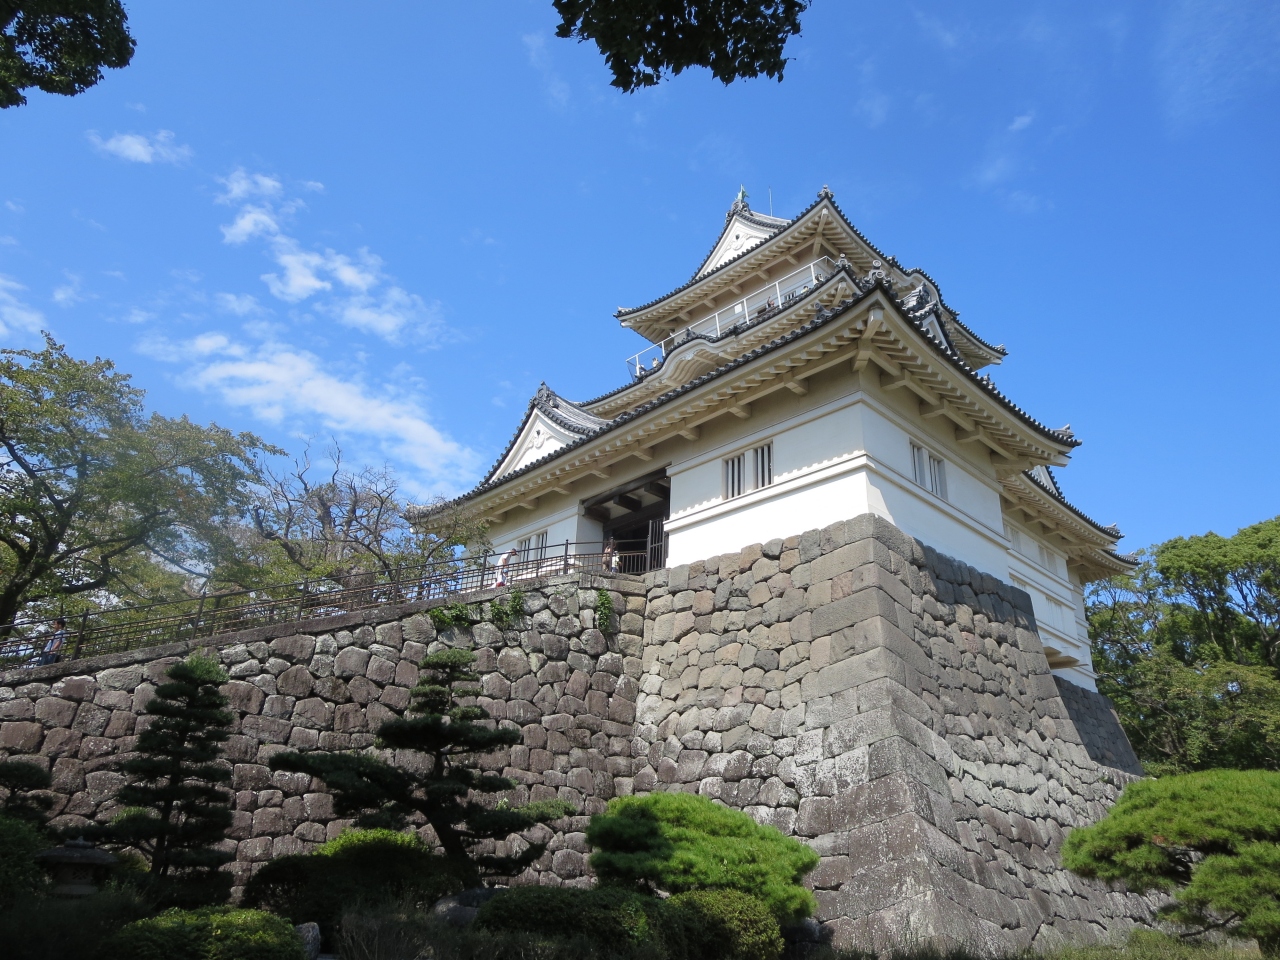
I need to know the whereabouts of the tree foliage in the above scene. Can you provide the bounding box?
[1089,516,1280,775]
[586,791,818,923]
[97,654,234,903]
[0,336,272,629]
[240,444,488,593]
[272,647,570,883]
[553,0,809,92]
[0,757,53,823]
[1063,769,1280,956]
[1,1,134,108]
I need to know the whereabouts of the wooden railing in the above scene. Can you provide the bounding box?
[0,542,646,671]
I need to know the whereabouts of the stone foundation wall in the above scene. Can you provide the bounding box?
[0,515,1152,952]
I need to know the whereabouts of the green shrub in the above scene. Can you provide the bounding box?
[668,889,783,960]
[242,829,464,942]
[99,907,303,960]
[0,886,154,960]
[1063,769,1280,954]
[0,812,49,900]
[587,792,819,923]
[339,901,669,960]
[476,885,681,952]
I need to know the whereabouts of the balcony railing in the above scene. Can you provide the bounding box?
[627,257,836,379]
[0,540,652,671]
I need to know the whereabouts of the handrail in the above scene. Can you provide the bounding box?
[626,257,836,378]
[0,540,650,671]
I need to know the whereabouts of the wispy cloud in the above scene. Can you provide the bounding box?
[141,331,479,492]
[215,167,442,343]
[52,271,86,306]
[215,292,262,316]
[523,33,571,107]
[88,130,193,164]
[1156,0,1280,126]
[0,276,45,339]
[1008,111,1035,132]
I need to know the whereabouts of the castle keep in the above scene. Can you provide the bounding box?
[0,189,1151,952]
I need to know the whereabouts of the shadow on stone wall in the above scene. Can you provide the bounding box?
[1053,677,1144,777]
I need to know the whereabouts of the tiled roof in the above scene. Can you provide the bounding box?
[616,188,967,330]
[446,271,1078,509]
[1022,465,1128,546]
[478,383,609,486]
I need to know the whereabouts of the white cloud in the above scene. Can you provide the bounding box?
[6,201,23,213]
[145,332,478,491]
[52,272,85,306]
[215,169,441,342]
[0,235,17,246]
[217,169,283,204]
[1008,111,1036,132]
[0,276,45,339]
[216,292,262,316]
[523,33,571,107]
[88,130,193,164]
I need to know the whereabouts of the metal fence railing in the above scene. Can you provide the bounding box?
[0,541,647,671]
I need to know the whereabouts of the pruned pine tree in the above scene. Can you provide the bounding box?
[274,648,571,883]
[103,654,234,903]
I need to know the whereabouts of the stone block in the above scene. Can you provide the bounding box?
[276,665,314,698]
[334,646,372,678]
[1,720,43,751]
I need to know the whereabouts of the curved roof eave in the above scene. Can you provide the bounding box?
[1021,467,1126,545]
[447,276,1078,511]
[616,190,967,336]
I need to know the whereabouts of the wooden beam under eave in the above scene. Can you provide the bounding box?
[783,373,808,395]
[590,466,611,479]
[679,425,700,440]
[634,447,654,461]
[884,375,911,391]
[550,484,571,495]
[956,428,984,444]
[516,500,538,510]
[920,402,951,420]
[729,403,751,419]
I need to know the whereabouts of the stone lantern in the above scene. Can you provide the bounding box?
[34,837,118,896]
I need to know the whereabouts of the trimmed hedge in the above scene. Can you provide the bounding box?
[476,885,680,951]
[587,792,818,923]
[475,884,783,960]
[242,828,465,941]
[99,907,303,960]
[669,889,783,960]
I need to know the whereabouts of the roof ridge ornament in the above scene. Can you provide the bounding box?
[818,184,833,200]
[729,184,750,218]
[535,382,559,408]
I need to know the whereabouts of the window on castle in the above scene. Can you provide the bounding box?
[725,443,773,499]
[910,442,948,501]
[516,530,548,562]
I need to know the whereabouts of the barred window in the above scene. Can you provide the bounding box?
[516,530,548,562]
[910,442,948,501]
[725,443,773,500]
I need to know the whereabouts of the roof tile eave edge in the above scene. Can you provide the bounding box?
[1018,469,1127,545]
[615,194,830,320]
[453,280,1078,512]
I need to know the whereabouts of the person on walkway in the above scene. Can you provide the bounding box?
[37,617,68,666]
[603,538,620,574]
[493,548,518,588]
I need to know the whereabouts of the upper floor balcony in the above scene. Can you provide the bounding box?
[626,257,836,379]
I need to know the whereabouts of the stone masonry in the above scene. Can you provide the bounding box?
[0,514,1152,953]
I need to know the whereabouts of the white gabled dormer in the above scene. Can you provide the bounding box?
[695,188,789,278]
[487,384,607,483]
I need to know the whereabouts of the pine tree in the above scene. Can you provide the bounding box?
[102,654,234,902]
[274,648,570,883]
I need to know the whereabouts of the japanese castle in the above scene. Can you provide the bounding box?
[443,187,1131,691]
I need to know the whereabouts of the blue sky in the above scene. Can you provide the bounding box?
[1,1,1277,553]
